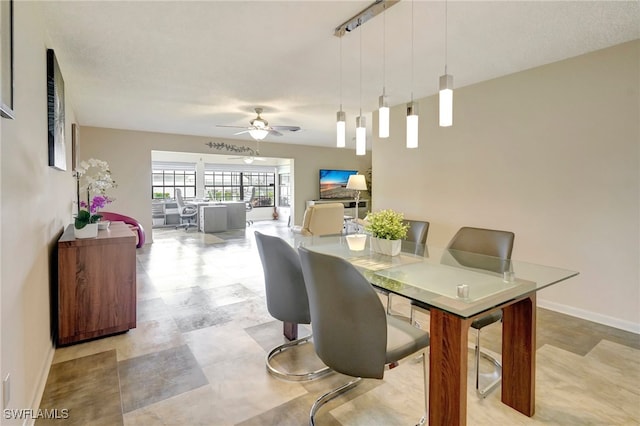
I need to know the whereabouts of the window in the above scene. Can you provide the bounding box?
[152,162,196,200]
[204,170,275,207]
[245,172,275,207]
[204,171,242,201]
[279,173,290,207]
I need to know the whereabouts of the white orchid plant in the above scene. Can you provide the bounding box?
[74,158,117,229]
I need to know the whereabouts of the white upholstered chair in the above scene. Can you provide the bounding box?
[292,203,345,236]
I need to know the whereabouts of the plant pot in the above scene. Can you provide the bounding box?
[74,223,98,239]
[370,237,401,256]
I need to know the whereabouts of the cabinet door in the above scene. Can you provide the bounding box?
[58,240,136,345]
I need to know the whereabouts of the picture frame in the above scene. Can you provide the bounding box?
[47,48,67,171]
[72,123,80,212]
[71,123,79,172]
[1,0,15,119]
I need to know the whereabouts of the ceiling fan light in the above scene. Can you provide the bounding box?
[253,119,267,129]
[249,129,269,140]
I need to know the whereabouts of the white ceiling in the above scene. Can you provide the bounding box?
[41,1,639,149]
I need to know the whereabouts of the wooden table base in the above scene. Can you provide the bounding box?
[428,293,537,425]
[502,293,536,416]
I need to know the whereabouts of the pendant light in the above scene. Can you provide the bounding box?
[406,0,418,148]
[356,24,366,156]
[439,0,453,127]
[378,5,389,139]
[336,37,346,147]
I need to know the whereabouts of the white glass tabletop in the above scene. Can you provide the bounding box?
[288,234,578,318]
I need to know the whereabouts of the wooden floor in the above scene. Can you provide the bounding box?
[38,221,640,425]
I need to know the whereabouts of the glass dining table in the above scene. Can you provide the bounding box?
[282,233,579,426]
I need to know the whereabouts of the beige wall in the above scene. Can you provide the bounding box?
[1,2,78,420]
[372,40,640,332]
[0,2,635,417]
[78,127,371,242]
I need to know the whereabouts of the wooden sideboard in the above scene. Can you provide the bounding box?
[57,221,137,346]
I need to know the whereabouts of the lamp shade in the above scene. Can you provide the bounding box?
[346,174,367,191]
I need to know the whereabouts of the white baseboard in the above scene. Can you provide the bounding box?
[22,344,55,426]
[538,298,640,334]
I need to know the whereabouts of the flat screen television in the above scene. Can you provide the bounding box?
[319,169,357,199]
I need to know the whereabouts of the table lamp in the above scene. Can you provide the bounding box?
[346,174,367,217]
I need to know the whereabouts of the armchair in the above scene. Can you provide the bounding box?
[292,203,344,236]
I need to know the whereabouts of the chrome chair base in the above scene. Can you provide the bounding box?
[309,348,429,426]
[176,221,197,231]
[309,377,362,426]
[266,334,332,382]
[474,344,502,398]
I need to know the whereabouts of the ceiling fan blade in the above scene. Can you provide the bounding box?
[271,125,301,132]
[216,125,247,129]
[233,130,251,135]
[268,129,283,137]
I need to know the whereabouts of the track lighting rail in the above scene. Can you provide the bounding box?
[334,0,399,37]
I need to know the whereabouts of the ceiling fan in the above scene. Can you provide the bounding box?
[216,108,301,140]
[228,140,266,164]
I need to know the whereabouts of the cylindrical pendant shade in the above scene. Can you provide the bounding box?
[378,94,389,138]
[406,101,419,149]
[336,110,346,147]
[356,116,366,156]
[439,74,453,127]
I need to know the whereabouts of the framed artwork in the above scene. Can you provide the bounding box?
[1,0,14,119]
[47,48,66,171]
[71,123,79,171]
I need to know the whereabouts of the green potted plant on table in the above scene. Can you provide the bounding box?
[364,209,409,256]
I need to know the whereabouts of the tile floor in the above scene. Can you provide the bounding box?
[38,221,640,425]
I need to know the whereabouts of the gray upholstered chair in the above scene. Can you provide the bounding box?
[298,246,430,426]
[405,219,430,245]
[386,219,430,315]
[254,231,331,382]
[412,226,514,398]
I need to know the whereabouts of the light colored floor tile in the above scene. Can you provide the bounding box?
[43,222,640,425]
